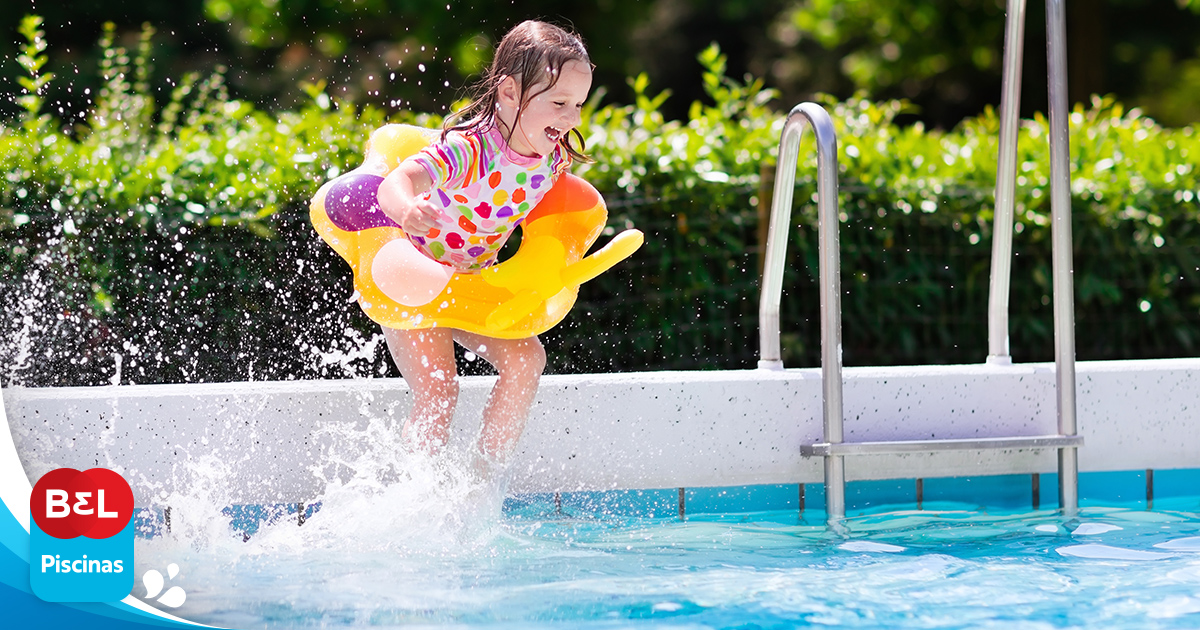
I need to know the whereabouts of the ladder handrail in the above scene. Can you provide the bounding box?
[990,0,1079,514]
[756,102,847,520]
[986,0,1028,365]
[758,102,840,376]
[1045,0,1079,514]
[757,0,1080,524]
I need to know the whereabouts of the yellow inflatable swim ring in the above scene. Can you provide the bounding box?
[310,124,644,339]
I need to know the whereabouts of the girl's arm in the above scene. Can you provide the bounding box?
[378,160,441,235]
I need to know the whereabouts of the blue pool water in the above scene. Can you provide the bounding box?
[132,485,1200,629]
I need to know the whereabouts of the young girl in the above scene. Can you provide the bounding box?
[375,20,594,472]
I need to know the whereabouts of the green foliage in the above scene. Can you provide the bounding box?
[783,0,1005,92]
[2,22,1199,385]
[564,45,1200,371]
[15,15,54,126]
[0,19,401,384]
[187,0,659,114]
[3,20,398,235]
[773,0,1200,128]
[817,95,1200,365]
[580,43,781,194]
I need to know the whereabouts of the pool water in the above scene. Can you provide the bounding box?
[132,478,1200,629]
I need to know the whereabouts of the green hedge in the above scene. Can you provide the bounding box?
[2,18,1199,386]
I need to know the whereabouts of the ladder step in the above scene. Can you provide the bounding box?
[802,434,1083,457]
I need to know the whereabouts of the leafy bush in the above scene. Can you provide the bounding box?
[1,17,401,384]
[564,42,1200,371]
[2,19,1199,386]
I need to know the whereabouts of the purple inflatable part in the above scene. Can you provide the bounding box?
[324,173,398,232]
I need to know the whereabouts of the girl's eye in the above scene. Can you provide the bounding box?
[553,101,566,107]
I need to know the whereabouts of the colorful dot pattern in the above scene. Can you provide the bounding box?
[409,125,571,271]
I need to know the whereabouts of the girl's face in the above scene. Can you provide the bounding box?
[498,59,592,158]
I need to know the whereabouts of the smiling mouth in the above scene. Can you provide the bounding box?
[544,126,564,142]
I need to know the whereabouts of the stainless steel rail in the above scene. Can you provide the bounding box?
[986,0,1080,515]
[756,102,846,519]
[802,434,1084,457]
[758,0,1081,524]
[1045,0,1080,516]
[758,103,841,376]
[986,0,1027,366]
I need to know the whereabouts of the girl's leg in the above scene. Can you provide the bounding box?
[382,326,460,454]
[452,331,546,462]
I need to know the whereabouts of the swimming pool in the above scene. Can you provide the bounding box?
[130,475,1200,630]
[8,360,1200,628]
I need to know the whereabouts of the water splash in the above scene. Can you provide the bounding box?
[0,211,397,387]
[127,400,514,623]
[132,400,511,587]
[0,248,110,387]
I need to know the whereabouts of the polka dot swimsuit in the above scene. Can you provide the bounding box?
[408,124,571,271]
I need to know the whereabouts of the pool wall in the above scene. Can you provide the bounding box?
[5,358,1197,508]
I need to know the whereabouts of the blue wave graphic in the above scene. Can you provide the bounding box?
[1,389,221,629]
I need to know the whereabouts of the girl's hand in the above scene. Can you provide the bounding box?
[378,160,439,235]
[394,195,441,235]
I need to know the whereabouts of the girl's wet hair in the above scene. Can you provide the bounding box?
[443,20,593,163]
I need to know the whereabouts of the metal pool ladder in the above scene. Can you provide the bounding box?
[757,0,1083,523]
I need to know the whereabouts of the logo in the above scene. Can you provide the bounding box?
[29,468,135,602]
[141,563,187,608]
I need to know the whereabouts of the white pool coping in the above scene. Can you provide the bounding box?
[5,358,1199,504]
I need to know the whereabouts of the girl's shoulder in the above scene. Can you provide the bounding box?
[436,124,569,177]
[434,125,489,154]
[417,126,494,172]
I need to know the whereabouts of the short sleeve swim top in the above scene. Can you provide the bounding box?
[407,124,572,271]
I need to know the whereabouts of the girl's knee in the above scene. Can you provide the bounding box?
[411,371,461,417]
[530,340,548,372]
[505,339,546,380]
